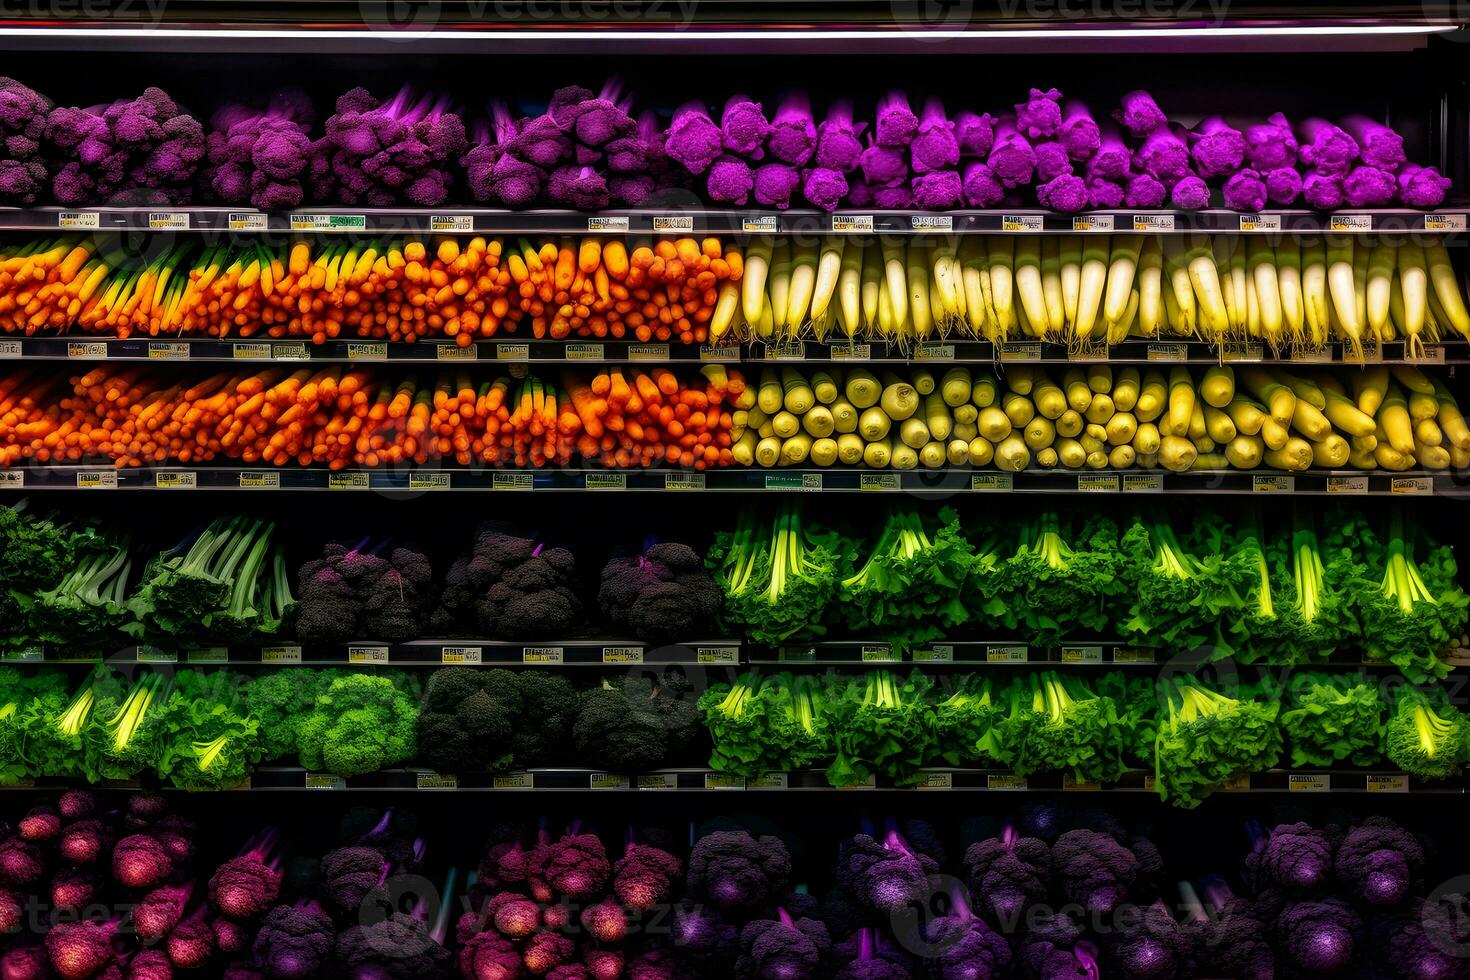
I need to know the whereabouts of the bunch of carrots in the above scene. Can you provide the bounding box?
[0,236,744,347]
[0,365,747,470]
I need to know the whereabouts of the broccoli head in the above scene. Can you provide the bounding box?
[320,846,389,914]
[573,676,670,774]
[962,827,1051,925]
[735,910,830,980]
[335,912,452,980]
[430,524,581,639]
[1273,898,1362,977]
[1246,821,1336,894]
[511,671,578,767]
[1051,829,1138,916]
[687,830,792,914]
[1334,818,1425,907]
[416,668,516,774]
[297,675,418,778]
[836,830,938,915]
[530,833,610,901]
[598,542,722,645]
[613,842,682,911]
[252,902,335,979]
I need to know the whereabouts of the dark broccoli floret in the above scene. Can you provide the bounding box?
[531,833,610,901]
[1273,898,1362,976]
[415,668,516,773]
[1246,821,1336,894]
[836,830,938,915]
[962,827,1051,925]
[831,928,915,980]
[1052,829,1138,916]
[295,541,433,644]
[573,676,669,774]
[598,542,723,645]
[253,902,335,979]
[335,913,451,979]
[687,830,792,914]
[457,930,521,980]
[209,852,282,919]
[672,900,741,965]
[319,846,389,914]
[613,842,682,911]
[430,524,581,639]
[735,910,830,980]
[113,834,172,889]
[512,671,578,767]
[1102,901,1186,980]
[1334,817,1425,907]
[1365,899,1470,980]
[133,883,191,944]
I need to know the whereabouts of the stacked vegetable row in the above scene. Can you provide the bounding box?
[733,235,1470,356]
[6,234,1469,356]
[0,365,744,469]
[699,669,1469,806]
[730,363,1470,474]
[0,664,708,788]
[0,362,1461,474]
[0,510,721,652]
[0,76,1454,212]
[712,503,1467,678]
[0,236,741,345]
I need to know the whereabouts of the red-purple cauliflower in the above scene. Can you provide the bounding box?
[531,833,610,901]
[113,835,172,890]
[613,842,682,911]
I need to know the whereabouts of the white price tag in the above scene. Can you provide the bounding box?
[601,646,644,664]
[628,344,671,361]
[586,473,627,490]
[59,212,100,229]
[696,646,739,664]
[305,774,346,790]
[67,342,107,359]
[233,343,271,360]
[911,215,953,231]
[522,647,564,664]
[1238,213,1281,232]
[1391,476,1432,495]
[148,343,189,360]
[409,473,451,491]
[1223,342,1265,362]
[436,343,477,361]
[0,341,21,358]
[347,645,390,664]
[918,772,954,789]
[1366,773,1409,793]
[704,772,746,789]
[590,772,631,789]
[913,343,955,361]
[860,644,899,662]
[1077,473,1120,492]
[999,342,1041,361]
[228,213,268,231]
[636,773,678,789]
[0,471,23,488]
[76,471,118,489]
[291,214,366,231]
[147,212,190,230]
[273,343,309,360]
[587,216,630,232]
[492,473,534,490]
[829,342,872,360]
[914,644,954,662]
[1408,344,1446,364]
[831,215,874,232]
[1329,213,1372,232]
[1060,646,1104,664]
[698,345,739,361]
[429,215,473,231]
[1424,213,1468,232]
[1288,773,1330,793]
[764,473,822,490]
[986,645,1028,663]
[987,774,1028,790]
[1122,472,1162,493]
[747,773,788,789]
[440,646,482,664]
[346,342,387,361]
[565,343,605,361]
[1072,215,1115,232]
[496,343,529,362]
[1252,475,1294,493]
[416,772,459,789]
[652,216,694,232]
[1001,214,1043,232]
[492,772,535,789]
[742,216,778,232]
[664,472,705,490]
[1133,214,1174,232]
[1327,475,1368,494]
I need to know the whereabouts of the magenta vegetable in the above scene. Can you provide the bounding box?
[1114,90,1167,138]
[912,170,963,210]
[802,167,848,211]
[706,155,753,205]
[663,102,721,175]
[988,117,1035,188]
[872,180,913,209]
[768,93,817,167]
[1341,114,1406,172]
[1297,117,1358,175]
[875,91,918,147]
[1014,87,1063,140]
[1124,172,1166,209]
[1087,122,1131,181]
[1245,113,1298,171]
[1398,163,1452,208]
[1033,141,1072,182]
[1222,168,1267,212]
[1343,164,1396,207]
[910,97,959,174]
[859,140,907,186]
[955,111,995,158]
[1135,124,1191,182]
[846,178,874,208]
[1302,171,1345,210]
[1169,174,1210,210]
[962,162,1005,207]
[719,95,768,157]
[815,101,863,172]
[560,79,634,148]
[1038,174,1087,212]
[752,162,800,208]
[1085,176,1124,209]
[1265,166,1303,205]
[1191,116,1247,179]
[1059,99,1101,161]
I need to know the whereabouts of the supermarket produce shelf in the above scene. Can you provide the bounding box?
[1,206,1466,236]
[3,639,742,668]
[9,336,1467,366]
[96,767,1463,793]
[1,465,1462,496]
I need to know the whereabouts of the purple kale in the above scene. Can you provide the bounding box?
[962,162,1005,207]
[295,541,434,644]
[1015,87,1063,140]
[753,163,801,209]
[802,167,849,212]
[1037,174,1088,213]
[1344,164,1397,207]
[1274,898,1362,976]
[720,95,769,157]
[1191,885,1274,980]
[875,91,919,147]
[706,155,754,206]
[910,97,960,174]
[1245,112,1298,171]
[988,117,1036,188]
[1124,172,1166,208]
[956,111,995,158]
[1059,99,1101,161]
[815,101,864,172]
[964,827,1051,926]
[1399,163,1452,208]
[1223,168,1268,211]
[735,909,830,980]
[1114,90,1168,138]
[687,830,791,914]
[430,524,579,639]
[911,170,963,210]
[514,112,573,168]
[768,93,817,166]
[610,173,658,206]
[665,102,722,175]
[1334,818,1425,907]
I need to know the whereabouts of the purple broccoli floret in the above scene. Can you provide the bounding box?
[1335,818,1425,907]
[1124,173,1166,209]
[1303,171,1345,210]
[673,900,741,964]
[1341,114,1407,172]
[1266,166,1303,205]
[1298,117,1359,175]
[768,93,817,167]
[753,163,801,209]
[1168,175,1210,210]
[1246,822,1335,893]
[1033,141,1072,182]
[962,163,1005,208]
[1191,116,1247,179]
[665,102,722,175]
[910,98,959,174]
[1223,168,1268,211]
[1135,125,1190,182]
[873,180,912,209]
[1245,112,1298,170]
[875,91,918,147]
[963,827,1050,926]
[1087,176,1125,210]
[1088,122,1131,181]
[1052,829,1138,916]
[546,165,610,209]
[721,95,769,157]
[1059,99,1101,161]
[687,831,791,914]
[988,118,1035,188]
[1345,164,1397,207]
[47,87,204,205]
[321,86,466,206]
[815,102,863,172]
[735,909,830,980]
[1105,901,1186,980]
[1014,87,1063,140]
[252,902,334,979]
[837,830,937,916]
[1275,898,1362,975]
[912,889,1011,980]
[859,141,908,186]
[1365,899,1470,980]
[803,167,848,212]
[0,77,51,204]
[706,155,754,206]
[1114,90,1168,138]
[1038,174,1088,213]
[204,91,313,210]
[912,170,962,210]
[956,111,995,158]
[1399,164,1452,208]
[560,78,634,148]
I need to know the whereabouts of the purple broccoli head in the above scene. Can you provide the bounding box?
[1344,164,1397,208]
[802,167,848,211]
[767,93,817,167]
[962,163,1005,208]
[1399,164,1452,208]
[1168,174,1210,210]
[706,155,754,205]
[956,111,995,158]
[875,91,919,147]
[911,171,962,210]
[963,828,1050,926]
[1245,112,1298,170]
[1124,172,1166,209]
[910,97,960,174]
[753,163,801,209]
[665,102,722,175]
[1334,818,1424,907]
[1265,166,1303,205]
[1014,87,1063,140]
[1038,174,1088,213]
[815,101,863,172]
[721,95,770,157]
[687,831,791,914]
[1223,168,1268,212]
